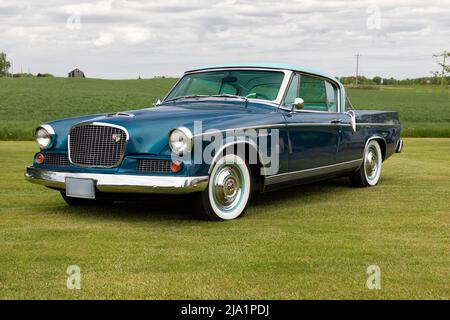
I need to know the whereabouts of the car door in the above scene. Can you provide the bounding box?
[283,73,342,173]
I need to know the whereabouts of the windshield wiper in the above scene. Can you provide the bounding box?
[164,93,248,104]
[210,94,248,101]
[164,94,209,103]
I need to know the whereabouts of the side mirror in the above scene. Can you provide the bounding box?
[292,98,305,111]
[345,110,357,133]
[155,99,161,106]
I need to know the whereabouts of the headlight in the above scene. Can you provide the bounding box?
[35,125,54,149]
[169,127,193,155]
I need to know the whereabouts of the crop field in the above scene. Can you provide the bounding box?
[347,86,450,137]
[0,77,449,140]
[0,138,448,299]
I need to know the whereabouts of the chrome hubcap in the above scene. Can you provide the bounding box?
[365,145,379,181]
[212,165,243,211]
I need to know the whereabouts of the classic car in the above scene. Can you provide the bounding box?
[25,63,403,221]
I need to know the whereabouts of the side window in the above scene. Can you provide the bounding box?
[299,75,327,111]
[325,81,338,112]
[283,73,300,107]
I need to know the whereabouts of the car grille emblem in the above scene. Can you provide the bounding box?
[112,133,122,142]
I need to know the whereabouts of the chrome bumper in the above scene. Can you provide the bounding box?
[25,167,208,194]
[395,139,404,153]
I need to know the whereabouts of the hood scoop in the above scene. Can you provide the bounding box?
[106,112,135,118]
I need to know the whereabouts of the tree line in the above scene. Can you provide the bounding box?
[1,50,449,85]
[338,75,450,86]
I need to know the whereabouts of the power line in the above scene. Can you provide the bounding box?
[355,53,361,86]
[432,51,449,88]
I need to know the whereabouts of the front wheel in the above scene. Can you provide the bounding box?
[349,140,383,187]
[197,154,252,221]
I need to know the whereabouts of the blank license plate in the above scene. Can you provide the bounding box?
[66,177,96,199]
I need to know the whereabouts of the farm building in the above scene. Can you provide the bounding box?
[68,68,85,78]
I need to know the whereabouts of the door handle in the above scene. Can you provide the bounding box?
[331,119,343,124]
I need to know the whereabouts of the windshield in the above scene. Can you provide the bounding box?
[165,70,285,102]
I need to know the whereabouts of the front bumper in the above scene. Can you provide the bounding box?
[25,167,208,194]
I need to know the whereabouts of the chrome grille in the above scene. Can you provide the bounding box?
[69,124,127,167]
[137,159,172,173]
[44,153,69,167]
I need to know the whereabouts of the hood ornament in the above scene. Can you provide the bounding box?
[106,112,135,118]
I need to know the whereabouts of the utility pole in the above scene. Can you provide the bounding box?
[355,53,361,86]
[432,51,449,88]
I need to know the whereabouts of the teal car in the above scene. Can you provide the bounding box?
[25,63,403,220]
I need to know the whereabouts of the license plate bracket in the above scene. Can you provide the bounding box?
[65,177,96,199]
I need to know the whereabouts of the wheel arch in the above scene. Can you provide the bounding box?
[207,138,266,193]
[207,139,265,174]
[365,135,387,161]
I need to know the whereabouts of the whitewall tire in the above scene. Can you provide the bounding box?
[198,154,252,221]
[350,140,383,187]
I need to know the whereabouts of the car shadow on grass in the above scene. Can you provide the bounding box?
[46,177,355,222]
[251,177,352,207]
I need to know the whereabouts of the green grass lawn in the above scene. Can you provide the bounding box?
[0,138,448,299]
[0,77,449,139]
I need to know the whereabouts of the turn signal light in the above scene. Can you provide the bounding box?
[36,153,45,164]
[170,160,182,173]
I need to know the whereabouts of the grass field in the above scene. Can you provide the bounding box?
[0,138,448,299]
[347,86,450,137]
[0,77,449,140]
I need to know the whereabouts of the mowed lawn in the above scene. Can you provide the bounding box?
[0,139,448,299]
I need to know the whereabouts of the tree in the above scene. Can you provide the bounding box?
[372,76,382,85]
[0,52,11,77]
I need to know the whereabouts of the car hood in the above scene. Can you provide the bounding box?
[48,100,277,155]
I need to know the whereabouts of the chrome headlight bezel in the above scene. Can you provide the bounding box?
[169,127,193,155]
[35,124,55,149]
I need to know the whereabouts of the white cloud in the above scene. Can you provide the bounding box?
[0,0,449,78]
[93,32,116,47]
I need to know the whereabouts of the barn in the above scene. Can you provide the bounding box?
[68,68,85,78]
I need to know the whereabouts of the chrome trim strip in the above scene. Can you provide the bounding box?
[40,124,55,135]
[193,124,286,138]
[357,123,398,126]
[68,122,130,169]
[106,112,135,118]
[25,167,208,194]
[362,135,386,160]
[36,124,56,149]
[286,122,351,127]
[278,71,342,113]
[265,159,362,185]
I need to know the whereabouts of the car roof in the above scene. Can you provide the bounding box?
[187,62,338,82]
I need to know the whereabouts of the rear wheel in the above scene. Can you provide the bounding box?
[349,140,383,187]
[197,154,252,221]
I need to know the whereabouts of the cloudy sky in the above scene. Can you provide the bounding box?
[1,0,449,79]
